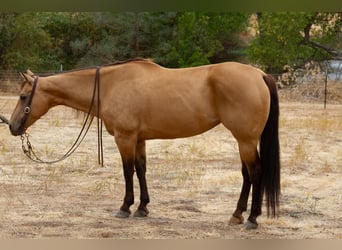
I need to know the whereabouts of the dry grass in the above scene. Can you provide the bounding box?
[0,96,341,238]
[278,81,342,104]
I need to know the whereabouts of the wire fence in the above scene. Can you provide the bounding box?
[1,60,341,99]
[0,70,22,94]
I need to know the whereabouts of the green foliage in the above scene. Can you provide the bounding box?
[165,12,249,67]
[0,13,55,70]
[0,12,249,71]
[76,12,249,68]
[77,12,178,67]
[248,12,340,73]
[165,12,222,67]
[0,12,339,72]
[41,12,99,69]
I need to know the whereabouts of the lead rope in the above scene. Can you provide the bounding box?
[21,68,104,166]
[95,67,104,167]
[0,114,9,125]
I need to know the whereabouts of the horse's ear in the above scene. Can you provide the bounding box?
[21,69,35,85]
[26,69,35,77]
[19,72,27,81]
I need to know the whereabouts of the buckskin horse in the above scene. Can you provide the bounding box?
[9,58,280,229]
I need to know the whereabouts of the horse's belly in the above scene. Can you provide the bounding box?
[139,114,220,140]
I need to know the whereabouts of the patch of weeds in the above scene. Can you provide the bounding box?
[160,141,172,154]
[48,117,62,127]
[337,149,342,172]
[88,179,116,196]
[185,142,206,158]
[279,116,292,128]
[290,137,308,167]
[296,191,321,215]
[43,165,66,192]
[175,169,194,186]
[281,115,341,132]
[317,161,333,174]
[302,116,339,131]
[0,143,8,154]
[44,144,57,157]
[0,167,10,179]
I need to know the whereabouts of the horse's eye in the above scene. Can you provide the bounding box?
[20,94,27,101]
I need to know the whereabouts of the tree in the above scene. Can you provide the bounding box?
[41,12,99,70]
[76,12,249,68]
[0,13,54,71]
[208,12,250,63]
[164,12,249,67]
[248,12,341,73]
[300,13,341,59]
[0,13,17,69]
[74,12,177,67]
[164,12,218,67]
[0,12,250,71]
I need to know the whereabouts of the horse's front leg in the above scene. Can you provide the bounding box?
[114,133,137,218]
[133,140,150,217]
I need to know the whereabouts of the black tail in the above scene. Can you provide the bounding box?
[260,74,280,217]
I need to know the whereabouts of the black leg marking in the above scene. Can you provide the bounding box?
[134,140,150,217]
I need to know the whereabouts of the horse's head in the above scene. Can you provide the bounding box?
[9,70,49,136]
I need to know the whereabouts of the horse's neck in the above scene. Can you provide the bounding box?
[44,73,97,113]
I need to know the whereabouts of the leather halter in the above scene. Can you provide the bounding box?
[21,76,39,129]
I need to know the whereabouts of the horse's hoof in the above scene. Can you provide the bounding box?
[133,208,149,217]
[115,210,131,218]
[244,220,258,230]
[229,215,244,225]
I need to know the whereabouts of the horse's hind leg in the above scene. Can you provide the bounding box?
[133,140,150,217]
[229,163,251,225]
[233,142,263,229]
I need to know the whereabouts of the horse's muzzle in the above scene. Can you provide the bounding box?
[9,122,25,136]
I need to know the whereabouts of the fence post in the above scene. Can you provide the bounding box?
[324,65,328,109]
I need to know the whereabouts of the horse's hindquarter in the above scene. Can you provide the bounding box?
[209,62,270,142]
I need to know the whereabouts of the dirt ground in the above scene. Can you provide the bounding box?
[0,93,341,239]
